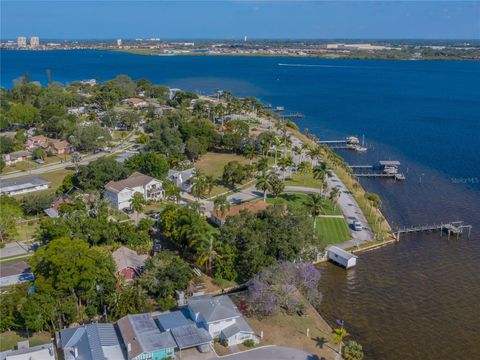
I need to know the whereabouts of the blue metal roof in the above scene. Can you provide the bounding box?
[156,309,193,331]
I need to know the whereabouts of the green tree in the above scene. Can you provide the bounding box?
[270,175,285,198]
[138,251,193,298]
[124,152,169,179]
[107,283,152,320]
[243,145,257,164]
[0,195,23,243]
[333,327,350,357]
[7,103,39,126]
[304,193,324,233]
[32,147,47,160]
[213,195,230,217]
[313,162,331,194]
[256,172,273,202]
[343,340,364,360]
[76,157,128,191]
[130,192,146,224]
[222,161,245,188]
[329,186,341,211]
[21,193,53,215]
[297,161,312,185]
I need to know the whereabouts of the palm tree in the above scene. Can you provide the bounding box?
[71,152,82,173]
[304,193,324,233]
[308,146,322,166]
[130,192,146,225]
[213,195,231,218]
[313,162,331,194]
[329,186,341,211]
[333,327,350,358]
[204,176,215,197]
[191,173,207,200]
[272,136,281,166]
[297,161,312,185]
[256,172,273,202]
[188,223,219,274]
[277,155,293,179]
[243,145,256,164]
[256,156,269,173]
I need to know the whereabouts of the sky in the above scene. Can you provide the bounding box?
[1,1,479,40]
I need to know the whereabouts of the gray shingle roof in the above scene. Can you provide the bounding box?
[188,295,241,323]
[112,247,147,272]
[105,172,157,193]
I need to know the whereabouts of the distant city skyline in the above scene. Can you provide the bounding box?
[1,1,479,40]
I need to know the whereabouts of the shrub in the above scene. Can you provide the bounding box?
[220,338,229,347]
[157,296,177,311]
[243,339,255,348]
[343,340,364,360]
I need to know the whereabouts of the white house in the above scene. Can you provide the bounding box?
[105,172,164,210]
[326,245,357,269]
[167,168,196,192]
[0,177,49,196]
[187,295,255,346]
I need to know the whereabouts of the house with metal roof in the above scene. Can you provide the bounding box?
[58,323,125,360]
[156,309,212,353]
[105,172,164,210]
[0,342,55,360]
[0,176,49,196]
[187,295,255,346]
[117,313,176,360]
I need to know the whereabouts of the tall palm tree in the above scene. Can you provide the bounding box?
[329,186,341,211]
[187,222,219,274]
[243,145,256,164]
[297,161,312,185]
[130,192,146,225]
[308,146,322,166]
[191,173,207,200]
[256,172,273,202]
[277,156,293,179]
[213,195,231,217]
[272,136,281,165]
[256,156,269,173]
[304,193,324,233]
[313,162,331,194]
[204,176,215,197]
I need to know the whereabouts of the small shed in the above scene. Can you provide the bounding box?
[326,246,357,269]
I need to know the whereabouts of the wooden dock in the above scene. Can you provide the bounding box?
[350,161,405,180]
[280,113,304,119]
[393,221,472,241]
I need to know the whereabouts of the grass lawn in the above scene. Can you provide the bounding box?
[14,219,39,242]
[244,305,337,359]
[194,152,253,179]
[0,331,52,352]
[11,169,74,200]
[316,217,351,247]
[1,161,37,174]
[284,171,322,189]
[267,192,342,216]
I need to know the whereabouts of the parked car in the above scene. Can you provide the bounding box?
[352,220,363,231]
[149,211,161,220]
[123,207,134,214]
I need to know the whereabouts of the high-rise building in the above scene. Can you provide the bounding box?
[30,36,40,47]
[17,36,27,47]
[117,39,122,47]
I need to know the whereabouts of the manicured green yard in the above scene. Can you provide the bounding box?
[316,217,351,247]
[284,171,322,189]
[194,151,253,179]
[0,331,52,352]
[14,219,39,242]
[267,192,342,215]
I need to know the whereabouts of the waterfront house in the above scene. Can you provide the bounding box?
[58,323,125,360]
[0,176,49,196]
[326,245,357,269]
[2,150,32,166]
[187,295,255,346]
[25,135,71,155]
[105,172,164,210]
[112,246,148,283]
[210,201,269,227]
[0,341,55,360]
[117,313,176,360]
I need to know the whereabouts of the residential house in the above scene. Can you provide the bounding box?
[0,261,34,288]
[0,176,49,196]
[105,172,164,210]
[186,295,255,346]
[122,98,148,109]
[26,135,71,155]
[58,323,125,360]
[210,201,269,227]
[112,247,148,283]
[0,341,55,360]
[167,168,196,192]
[2,151,32,167]
[117,313,176,360]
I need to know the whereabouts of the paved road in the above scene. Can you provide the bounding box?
[0,241,39,259]
[0,135,136,180]
[219,346,319,360]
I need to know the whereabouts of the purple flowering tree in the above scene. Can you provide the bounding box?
[247,261,322,317]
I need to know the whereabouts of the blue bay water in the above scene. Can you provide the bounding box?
[2,50,480,359]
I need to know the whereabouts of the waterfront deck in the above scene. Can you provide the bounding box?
[393,221,472,240]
